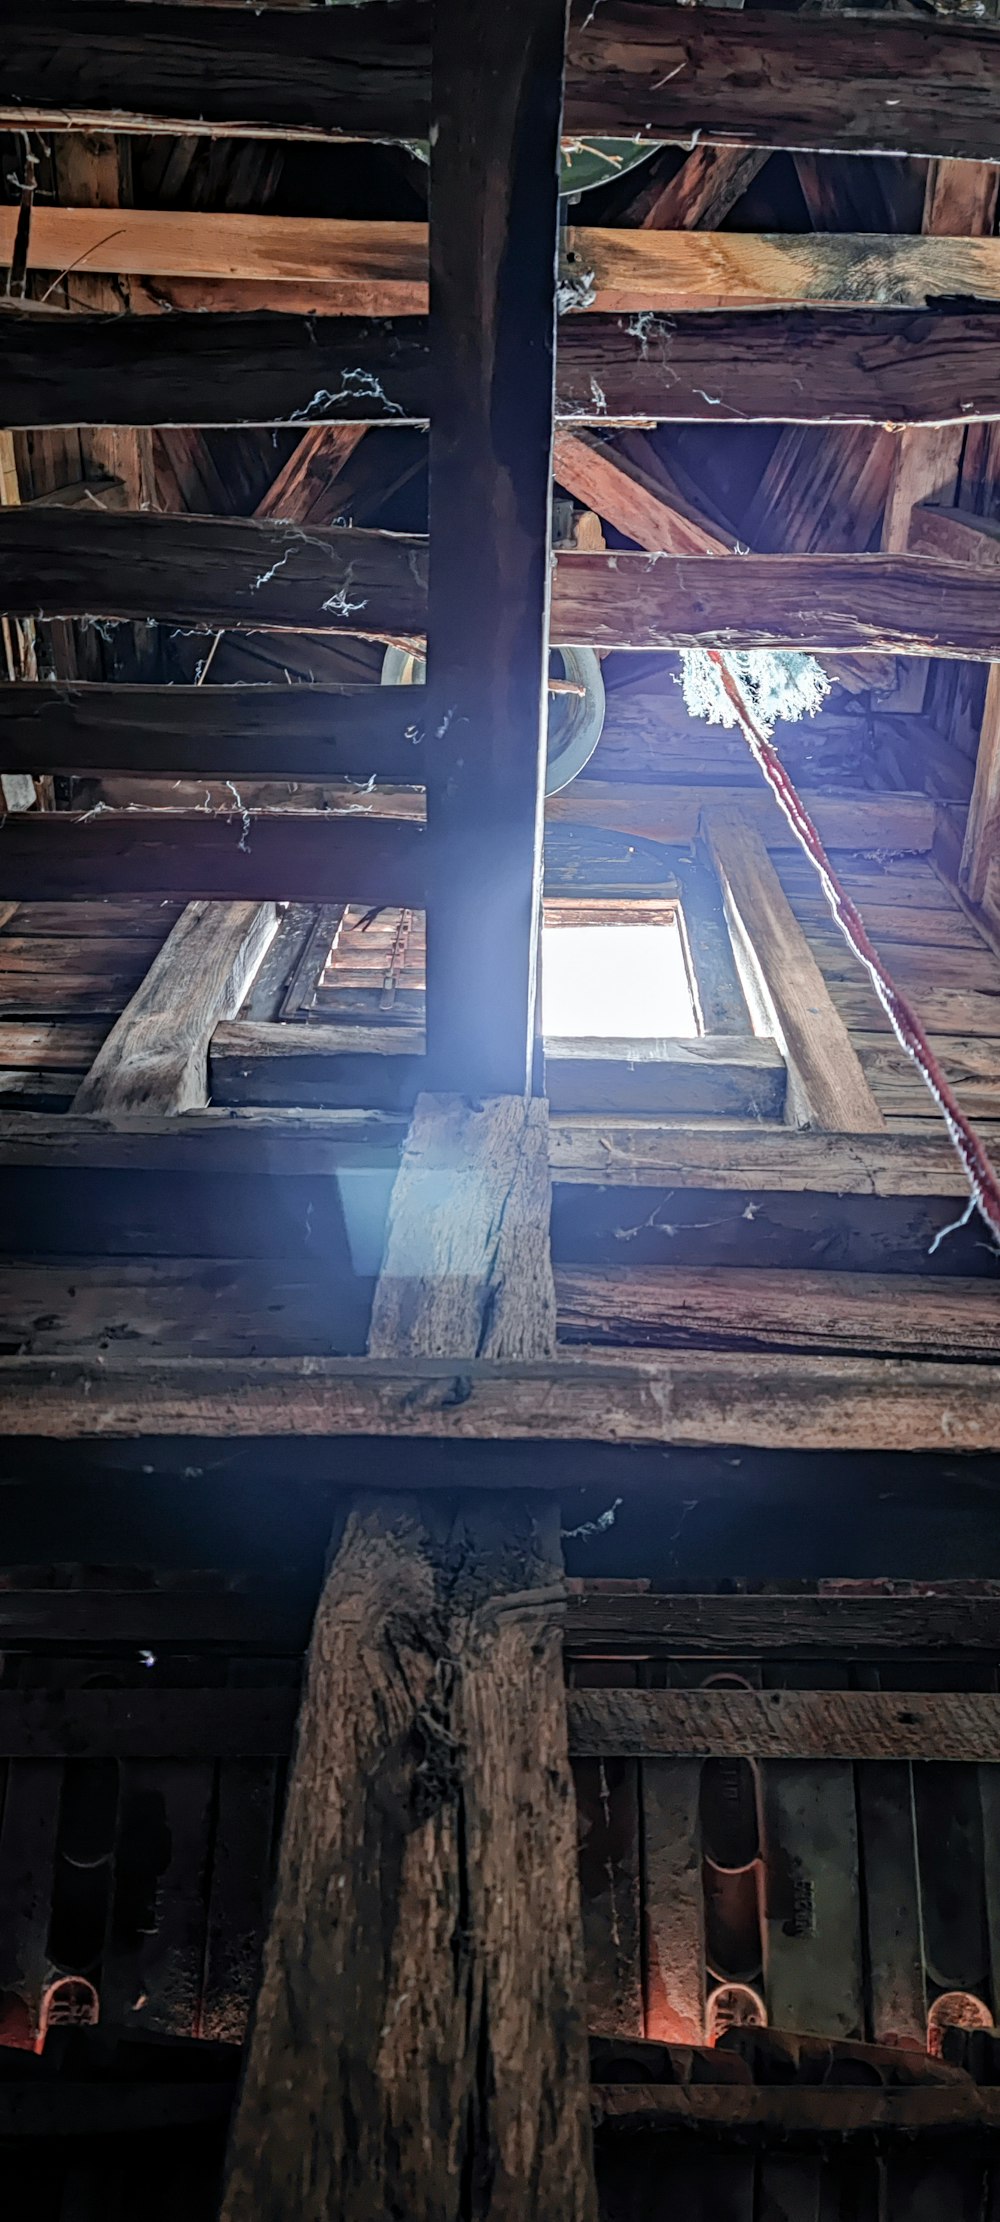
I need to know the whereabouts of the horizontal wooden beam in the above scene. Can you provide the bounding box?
[6,308,1000,432]
[2,512,996,658]
[6,214,1000,319]
[591,2085,1000,2135]
[2,1349,1000,1450]
[0,814,427,903]
[0,1687,297,1758]
[0,683,431,782]
[548,782,938,853]
[568,1686,1000,1762]
[0,1112,963,1193]
[4,5,1000,159]
[565,1589,1000,1656]
[556,1265,1000,1361]
[909,501,1000,571]
[3,1583,997,1657]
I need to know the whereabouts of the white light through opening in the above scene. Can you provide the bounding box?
[541,919,698,1040]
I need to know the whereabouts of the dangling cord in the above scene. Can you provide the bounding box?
[707,648,1000,1251]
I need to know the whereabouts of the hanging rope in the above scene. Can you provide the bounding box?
[706,648,1000,1253]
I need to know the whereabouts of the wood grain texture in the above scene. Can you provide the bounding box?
[961,664,1000,904]
[7,3,1000,157]
[591,2083,1000,2131]
[0,814,427,905]
[567,1688,1000,1764]
[0,682,431,783]
[422,0,565,1095]
[545,1037,785,1119]
[548,1121,967,1194]
[856,1761,926,2049]
[4,1349,1000,1450]
[8,306,1000,431]
[0,1689,296,1758]
[555,1265,1000,1360]
[704,816,885,1132]
[221,1495,597,2222]
[563,1591,1000,1657]
[642,1760,705,2046]
[761,1759,864,2040]
[368,1094,556,1362]
[72,900,277,1115]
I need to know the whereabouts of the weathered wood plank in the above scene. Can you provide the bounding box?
[642,1759,705,2046]
[555,1265,1000,1361]
[221,1496,597,2222]
[590,2084,1000,2133]
[7,307,1000,432]
[0,814,427,904]
[0,683,432,783]
[856,1760,927,2049]
[548,1120,967,1195]
[563,1591,1000,1658]
[6,5,1000,159]
[567,1688,1000,1764]
[704,816,885,1132]
[4,510,998,659]
[72,900,276,1115]
[4,1349,1000,1450]
[961,663,1000,905]
[422,0,564,1095]
[0,1689,297,1758]
[369,1095,556,1362]
[546,1038,786,1120]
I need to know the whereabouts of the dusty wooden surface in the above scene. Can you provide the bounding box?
[369,1095,556,1362]
[555,1264,1000,1360]
[72,900,276,1115]
[568,1688,1000,1764]
[221,1495,597,2222]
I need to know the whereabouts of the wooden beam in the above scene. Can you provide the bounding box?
[0,1687,296,1759]
[4,512,999,659]
[3,1349,1000,1451]
[591,2084,1000,2135]
[7,212,1000,315]
[0,813,427,904]
[703,814,886,1132]
[421,0,565,1096]
[553,428,730,558]
[909,502,1000,571]
[6,4,1000,158]
[556,1265,1000,1361]
[961,663,1000,903]
[639,145,769,232]
[7,307,1000,432]
[369,1095,556,1360]
[72,900,276,1115]
[565,1590,1000,1657]
[0,683,432,783]
[568,1687,1000,1764]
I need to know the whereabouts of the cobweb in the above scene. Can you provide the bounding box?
[680,647,830,737]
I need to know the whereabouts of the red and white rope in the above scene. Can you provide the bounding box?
[708,649,1000,1251]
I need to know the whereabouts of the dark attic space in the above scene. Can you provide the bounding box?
[3,2,1000,2217]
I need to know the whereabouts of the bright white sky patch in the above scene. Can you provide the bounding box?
[541,920,697,1040]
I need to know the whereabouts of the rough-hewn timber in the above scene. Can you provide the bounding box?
[568,1687,1000,1764]
[221,1495,598,2222]
[555,1265,1000,1360]
[6,308,1000,431]
[0,814,427,904]
[0,683,431,782]
[5,4,1000,159]
[564,1591,1000,1657]
[72,900,277,1116]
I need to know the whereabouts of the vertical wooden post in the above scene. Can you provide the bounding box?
[222,1096,598,2222]
[424,0,567,1097]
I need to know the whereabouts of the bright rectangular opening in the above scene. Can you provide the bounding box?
[541,901,699,1041]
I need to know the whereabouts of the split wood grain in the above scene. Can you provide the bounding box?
[562,1591,1000,1657]
[567,1689,1000,1764]
[555,1265,1000,1361]
[72,900,277,1115]
[5,1349,1000,1451]
[961,663,1000,904]
[368,1094,556,1362]
[7,307,1000,431]
[221,1495,597,2222]
[704,816,884,1132]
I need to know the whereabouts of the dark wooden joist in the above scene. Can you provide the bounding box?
[564,1590,1000,1658]
[0,510,426,637]
[421,0,565,1095]
[6,308,1000,431]
[4,511,1000,658]
[556,1265,1000,1362]
[0,683,431,782]
[4,1584,1000,1658]
[592,2084,1000,2135]
[3,1349,1000,1451]
[0,813,427,903]
[568,1686,1000,1764]
[5,4,1000,158]
[0,1687,297,1759]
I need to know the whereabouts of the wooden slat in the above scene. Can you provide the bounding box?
[0,683,431,782]
[563,1591,1000,1657]
[548,1120,967,1195]
[567,1688,1000,1763]
[962,664,1000,906]
[7,308,1000,431]
[4,1349,1000,1451]
[0,813,427,903]
[591,2084,1000,2132]
[6,4,1000,158]
[761,1758,864,2039]
[549,783,938,852]
[555,1265,1000,1360]
[856,1761,927,2049]
[704,816,885,1131]
[72,899,277,1115]
[909,502,1000,570]
[0,1689,297,1758]
[642,1760,705,2046]
[421,0,564,1096]
[545,1038,786,1120]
